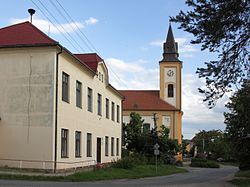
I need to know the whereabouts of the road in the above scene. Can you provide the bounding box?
[0,165,238,187]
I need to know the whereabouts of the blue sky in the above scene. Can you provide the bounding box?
[0,0,229,139]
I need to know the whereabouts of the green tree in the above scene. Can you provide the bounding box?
[124,112,180,159]
[171,0,250,108]
[224,81,250,170]
[193,130,232,160]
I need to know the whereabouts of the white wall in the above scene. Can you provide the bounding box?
[56,53,122,169]
[0,47,56,169]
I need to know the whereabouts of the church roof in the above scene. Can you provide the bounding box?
[74,53,103,72]
[0,21,58,47]
[161,24,180,62]
[119,90,177,111]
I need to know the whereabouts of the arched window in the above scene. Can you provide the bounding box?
[168,84,174,97]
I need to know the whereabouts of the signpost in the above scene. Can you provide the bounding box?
[154,143,160,173]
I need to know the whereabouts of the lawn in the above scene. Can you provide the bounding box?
[231,170,250,187]
[0,165,187,182]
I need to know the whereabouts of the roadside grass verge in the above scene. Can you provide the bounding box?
[230,170,250,187]
[0,165,187,182]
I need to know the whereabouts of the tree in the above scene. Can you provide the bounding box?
[192,130,232,160]
[124,112,180,159]
[224,81,250,170]
[171,0,250,108]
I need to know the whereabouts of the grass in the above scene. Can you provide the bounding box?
[230,170,250,187]
[0,165,187,182]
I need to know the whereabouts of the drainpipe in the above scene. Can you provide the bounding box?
[54,46,63,173]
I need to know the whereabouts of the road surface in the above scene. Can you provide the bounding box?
[0,165,238,187]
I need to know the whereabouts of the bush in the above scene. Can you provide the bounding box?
[190,158,220,168]
[112,157,135,169]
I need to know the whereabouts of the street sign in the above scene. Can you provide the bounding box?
[154,149,159,155]
[154,143,159,150]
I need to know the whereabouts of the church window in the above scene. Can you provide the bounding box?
[168,84,174,97]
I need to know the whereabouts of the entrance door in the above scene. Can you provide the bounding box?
[96,138,101,163]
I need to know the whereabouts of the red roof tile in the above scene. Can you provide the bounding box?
[74,53,103,72]
[0,21,58,47]
[120,90,177,111]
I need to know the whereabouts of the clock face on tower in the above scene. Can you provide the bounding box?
[167,70,174,77]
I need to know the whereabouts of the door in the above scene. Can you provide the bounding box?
[96,138,101,163]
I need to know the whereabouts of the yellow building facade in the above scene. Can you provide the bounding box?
[121,25,183,147]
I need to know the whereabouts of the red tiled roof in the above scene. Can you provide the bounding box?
[74,53,103,72]
[120,90,177,111]
[0,21,58,47]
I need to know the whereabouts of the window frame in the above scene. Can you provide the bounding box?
[168,84,174,98]
[62,72,69,103]
[87,87,93,112]
[111,102,115,121]
[87,133,92,157]
[75,131,81,158]
[97,93,102,116]
[116,105,120,123]
[76,81,82,108]
[106,98,109,119]
[111,137,114,156]
[105,136,109,156]
[61,129,68,158]
[116,138,119,156]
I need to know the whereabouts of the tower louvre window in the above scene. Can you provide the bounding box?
[168,84,174,97]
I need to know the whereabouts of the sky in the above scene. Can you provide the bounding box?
[0,0,230,139]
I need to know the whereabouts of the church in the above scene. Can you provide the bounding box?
[120,25,183,148]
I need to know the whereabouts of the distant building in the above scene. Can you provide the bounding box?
[120,25,183,155]
[0,22,123,171]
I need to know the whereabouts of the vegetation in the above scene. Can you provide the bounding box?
[190,158,220,168]
[231,170,250,187]
[224,81,250,170]
[123,112,180,164]
[0,165,187,182]
[191,130,233,161]
[171,0,249,108]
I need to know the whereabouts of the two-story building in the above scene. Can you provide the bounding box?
[0,21,123,171]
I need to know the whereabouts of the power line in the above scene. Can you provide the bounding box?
[36,0,86,52]
[30,0,81,53]
[53,0,129,89]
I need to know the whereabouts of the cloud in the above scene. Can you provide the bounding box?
[150,40,164,47]
[9,16,98,35]
[106,58,228,139]
[85,17,99,25]
[105,58,159,90]
[182,74,228,139]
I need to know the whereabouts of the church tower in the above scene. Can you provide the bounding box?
[159,25,182,110]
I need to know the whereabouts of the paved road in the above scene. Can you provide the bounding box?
[0,165,238,187]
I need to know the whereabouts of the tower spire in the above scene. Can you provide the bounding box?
[161,24,180,62]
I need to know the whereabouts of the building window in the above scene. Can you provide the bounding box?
[111,102,115,121]
[116,105,120,123]
[99,72,101,81]
[111,137,114,156]
[116,138,119,156]
[87,87,93,112]
[97,93,102,116]
[105,136,109,156]
[61,129,68,158]
[75,131,81,157]
[87,133,92,157]
[106,98,109,119]
[76,81,82,108]
[143,123,150,134]
[101,74,104,82]
[62,72,69,102]
[168,84,174,97]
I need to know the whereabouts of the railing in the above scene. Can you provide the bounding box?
[0,158,96,172]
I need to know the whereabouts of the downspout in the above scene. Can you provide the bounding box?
[54,46,63,173]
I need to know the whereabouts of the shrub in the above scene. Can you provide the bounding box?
[112,157,135,169]
[190,158,220,168]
